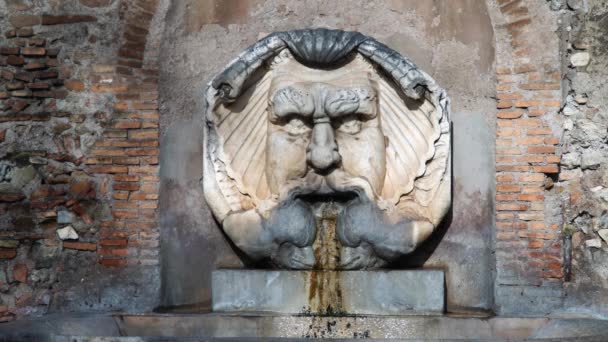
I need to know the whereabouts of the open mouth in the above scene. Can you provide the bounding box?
[296,190,359,205]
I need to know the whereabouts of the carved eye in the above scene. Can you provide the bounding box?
[335,116,362,134]
[284,117,311,135]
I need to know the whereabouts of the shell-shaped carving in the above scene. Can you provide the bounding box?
[277,29,367,66]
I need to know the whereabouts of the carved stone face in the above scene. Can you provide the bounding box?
[266,56,386,200]
[203,29,451,270]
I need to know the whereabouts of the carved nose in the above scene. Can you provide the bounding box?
[307,120,341,172]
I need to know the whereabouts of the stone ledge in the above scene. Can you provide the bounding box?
[212,269,445,315]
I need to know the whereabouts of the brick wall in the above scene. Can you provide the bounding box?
[0,0,160,321]
[493,0,566,314]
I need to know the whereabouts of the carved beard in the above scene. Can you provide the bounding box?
[266,170,410,269]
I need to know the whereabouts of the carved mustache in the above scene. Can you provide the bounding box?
[277,169,377,204]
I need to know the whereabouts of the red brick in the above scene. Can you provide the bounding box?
[41,15,97,25]
[519,83,560,91]
[528,128,552,135]
[139,201,157,209]
[0,47,20,55]
[496,194,517,201]
[0,249,18,259]
[13,264,27,283]
[514,63,536,74]
[113,191,129,200]
[129,192,158,200]
[88,166,128,173]
[517,137,544,145]
[127,221,156,230]
[99,258,127,267]
[505,18,531,31]
[63,241,96,251]
[515,100,541,108]
[497,203,528,211]
[129,166,158,174]
[100,239,128,247]
[496,165,530,172]
[497,232,516,240]
[497,129,521,137]
[527,146,556,154]
[497,174,515,182]
[497,111,523,119]
[9,15,41,28]
[91,149,125,157]
[532,165,559,173]
[113,120,141,129]
[518,193,544,201]
[20,47,45,56]
[65,79,85,91]
[497,93,522,100]
[128,129,158,140]
[114,175,139,182]
[520,155,544,163]
[6,55,25,65]
[113,157,140,165]
[497,184,520,193]
[544,100,561,108]
[528,109,545,117]
[126,148,158,156]
[113,201,138,209]
[91,84,128,92]
[113,182,140,191]
[544,137,559,145]
[497,101,513,109]
[530,221,546,230]
[112,210,138,219]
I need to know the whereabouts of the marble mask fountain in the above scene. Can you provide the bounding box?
[203,28,451,315]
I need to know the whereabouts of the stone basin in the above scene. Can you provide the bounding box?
[1,313,608,341]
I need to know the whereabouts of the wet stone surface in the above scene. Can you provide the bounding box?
[212,269,444,316]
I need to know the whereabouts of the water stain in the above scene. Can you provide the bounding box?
[307,202,344,315]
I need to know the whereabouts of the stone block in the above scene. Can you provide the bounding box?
[212,269,445,315]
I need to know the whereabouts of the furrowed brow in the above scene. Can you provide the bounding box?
[325,87,377,118]
[269,85,315,122]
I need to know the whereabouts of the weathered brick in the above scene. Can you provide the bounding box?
[100,239,128,247]
[112,210,138,219]
[528,127,552,135]
[519,194,544,201]
[527,146,556,154]
[113,120,141,129]
[0,46,20,55]
[91,148,125,157]
[519,83,560,91]
[497,101,513,109]
[41,15,97,25]
[64,79,85,91]
[21,47,45,56]
[99,258,127,267]
[515,100,541,108]
[114,175,139,182]
[88,166,128,174]
[10,15,41,28]
[497,111,523,119]
[6,55,25,65]
[63,241,96,251]
[128,129,158,140]
[113,182,140,191]
[532,164,559,173]
[497,203,528,211]
[496,194,517,201]
[0,249,17,259]
[497,184,520,193]
[517,137,544,145]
